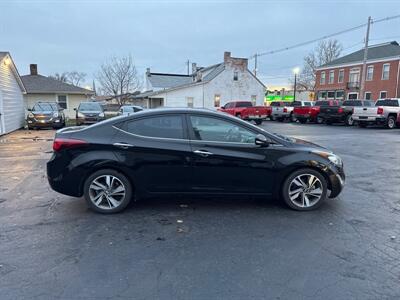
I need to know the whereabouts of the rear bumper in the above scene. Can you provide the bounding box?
[319,113,346,122]
[352,115,386,124]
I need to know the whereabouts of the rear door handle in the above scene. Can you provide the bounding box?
[193,150,213,157]
[113,142,134,149]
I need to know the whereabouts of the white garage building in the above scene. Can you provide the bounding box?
[0,52,26,135]
[132,52,266,109]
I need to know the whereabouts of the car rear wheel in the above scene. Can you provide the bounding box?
[386,116,396,129]
[290,113,296,122]
[282,169,328,211]
[298,118,307,124]
[254,119,262,125]
[83,169,133,214]
[316,116,324,124]
[345,114,353,126]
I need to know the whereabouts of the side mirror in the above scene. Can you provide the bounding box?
[27,108,32,111]
[255,134,269,147]
[73,108,77,111]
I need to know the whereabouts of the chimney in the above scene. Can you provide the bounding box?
[146,68,151,76]
[191,63,197,74]
[30,64,38,75]
[224,51,231,63]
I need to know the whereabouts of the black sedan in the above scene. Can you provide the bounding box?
[47,108,345,214]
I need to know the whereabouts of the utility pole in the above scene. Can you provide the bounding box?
[360,16,372,99]
[254,53,258,76]
[186,59,190,75]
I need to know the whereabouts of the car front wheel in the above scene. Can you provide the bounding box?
[83,169,133,214]
[282,169,328,211]
[386,116,396,129]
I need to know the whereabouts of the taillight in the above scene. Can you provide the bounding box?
[377,107,384,115]
[283,108,287,113]
[53,138,88,152]
[338,108,343,113]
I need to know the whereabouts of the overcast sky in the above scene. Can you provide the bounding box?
[1,0,399,89]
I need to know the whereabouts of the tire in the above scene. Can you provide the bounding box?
[290,113,296,123]
[358,122,367,128]
[299,118,307,124]
[325,120,332,125]
[254,119,262,125]
[83,169,133,214]
[345,114,354,126]
[316,116,324,124]
[386,116,396,129]
[235,113,242,119]
[282,168,328,211]
[278,117,284,122]
[270,115,276,121]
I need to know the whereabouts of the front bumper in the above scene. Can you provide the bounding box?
[328,165,345,198]
[27,118,63,128]
[76,117,105,125]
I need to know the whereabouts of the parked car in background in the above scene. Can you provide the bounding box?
[75,102,106,126]
[27,102,65,130]
[352,98,400,129]
[118,105,144,116]
[218,101,271,125]
[319,100,375,126]
[47,108,345,214]
[293,100,342,124]
[269,101,290,121]
[271,101,314,122]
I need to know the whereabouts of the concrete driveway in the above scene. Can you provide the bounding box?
[0,124,399,299]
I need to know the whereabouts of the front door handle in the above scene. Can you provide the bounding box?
[113,142,134,149]
[193,149,213,157]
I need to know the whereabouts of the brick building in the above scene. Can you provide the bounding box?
[315,41,400,101]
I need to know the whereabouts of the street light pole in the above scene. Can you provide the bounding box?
[294,72,297,102]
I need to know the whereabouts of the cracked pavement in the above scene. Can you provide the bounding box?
[0,123,399,299]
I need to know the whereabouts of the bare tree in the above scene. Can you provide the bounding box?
[49,72,69,83]
[67,71,87,86]
[292,39,343,91]
[96,55,141,106]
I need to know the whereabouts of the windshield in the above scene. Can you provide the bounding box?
[79,102,102,111]
[235,101,252,107]
[32,103,58,111]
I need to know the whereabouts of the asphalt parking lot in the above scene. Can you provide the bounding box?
[1,123,400,300]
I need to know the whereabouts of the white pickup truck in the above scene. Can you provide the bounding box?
[352,98,400,129]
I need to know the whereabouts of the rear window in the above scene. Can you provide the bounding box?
[124,115,184,139]
[343,100,361,106]
[291,101,302,107]
[315,101,327,106]
[235,101,252,108]
[270,102,283,107]
[375,99,399,107]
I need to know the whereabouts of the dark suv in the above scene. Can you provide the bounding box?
[75,102,105,126]
[27,102,65,130]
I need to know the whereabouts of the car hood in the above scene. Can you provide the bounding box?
[273,133,328,151]
[32,111,54,115]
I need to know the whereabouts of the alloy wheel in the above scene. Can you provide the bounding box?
[388,118,395,129]
[89,175,126,210]
[347,115,354,126]
[288,174,323,208]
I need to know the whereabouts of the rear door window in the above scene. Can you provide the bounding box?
[124,115,185,139]
[375,100,399,107]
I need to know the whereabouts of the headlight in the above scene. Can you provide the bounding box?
[77,112,85,118]
[99,112,105,117]
[313,151,343,167]
[53,112,59,118]
[28,112,34,118]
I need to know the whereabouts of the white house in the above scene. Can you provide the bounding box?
[21,64,94,119]
[0,52,26,135]
[133,52,266,109]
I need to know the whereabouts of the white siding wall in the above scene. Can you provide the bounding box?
[149,67,265,109]
[0,60,25,134]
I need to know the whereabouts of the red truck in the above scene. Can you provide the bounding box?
[293,100,341,124]
[218,101,271,125]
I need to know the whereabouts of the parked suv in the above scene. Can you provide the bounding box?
[319,100,374,126]
[118,105,143,116]
[352,98,400,129]
[271,101,314,122]
[27,102,65,130]
[75,102,106,126]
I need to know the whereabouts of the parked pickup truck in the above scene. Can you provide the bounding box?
[271,100,314,122]
[293,100,342,124]
[352,98,400,129]
[319,100,375,126]
[219,101,271,125]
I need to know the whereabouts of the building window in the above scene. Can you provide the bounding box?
[328,70,334,84]
[382,64,390,80]
[317,91,327,99]
[366,65,374,81]
[365,92,371,100]
[251,95,257,106]
[57,95,67,109]
[349,68,360,83]
[335,90,344,99]
[327,91,335,99]
[233,72,238,81]
[214,94,221,107]
[379,91,387,99]
[186,97,194,108]
[320,72,326,85]
[338,69,344,83]
[347,92,358,100]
